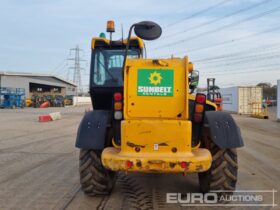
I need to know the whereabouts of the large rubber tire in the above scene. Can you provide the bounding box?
[79,149,116,196]
[198,128,238,195]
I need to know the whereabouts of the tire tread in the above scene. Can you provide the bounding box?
[199,128,238,195]
[79,149,116,196]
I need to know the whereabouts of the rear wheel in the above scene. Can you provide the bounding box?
[198,128,238,195]
[79,149,116,196]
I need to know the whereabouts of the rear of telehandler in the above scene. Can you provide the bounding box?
[76,21,243,196]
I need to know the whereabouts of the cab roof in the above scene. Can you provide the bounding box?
[91,36,144,49]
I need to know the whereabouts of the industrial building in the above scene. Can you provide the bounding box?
[0,71,77,98]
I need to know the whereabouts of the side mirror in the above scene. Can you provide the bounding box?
[189,70,199,93]
[190,70,199,86]
[134,21,162,41]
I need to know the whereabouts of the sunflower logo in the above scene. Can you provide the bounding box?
[149,71,162,85]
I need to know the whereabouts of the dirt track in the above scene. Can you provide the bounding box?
[0,107,279,210]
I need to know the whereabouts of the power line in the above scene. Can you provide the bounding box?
[198,55,280,71]
[49,59,67,75]
[202,61,280,73]
[192,43,280,62]
[163,0,199,17]
[53,64,68,77]
[197,50,280,66]
[152,5,280,51]
[160,24,280,56]
[161,0,272,40]
[195,47,280,77]
[57,69,69,79]
[164,0,231,29]
[203,67,279,76]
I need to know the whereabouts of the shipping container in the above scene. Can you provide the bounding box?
[219,86,263,114]
[277,80,280,121]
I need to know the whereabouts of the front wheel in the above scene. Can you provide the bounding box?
[79,149,116,196]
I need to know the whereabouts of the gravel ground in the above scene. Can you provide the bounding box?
[0,106,279,210]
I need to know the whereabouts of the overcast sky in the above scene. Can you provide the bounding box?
[1,0,280,88]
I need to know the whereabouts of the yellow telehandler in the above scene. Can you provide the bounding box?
[75,20,243,196]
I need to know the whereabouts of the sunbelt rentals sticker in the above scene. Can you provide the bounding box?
[137,69,174,96]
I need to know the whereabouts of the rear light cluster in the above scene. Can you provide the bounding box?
[114,92,123,120]
[193,93,206,123]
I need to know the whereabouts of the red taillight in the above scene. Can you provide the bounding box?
[114,92,122,101]
[125,160,133,168]
[180,161,188,168]
[114,92,123,119]
[195,93,206,104]
[193,93,206,123]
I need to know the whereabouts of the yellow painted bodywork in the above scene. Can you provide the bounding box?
[124,57,190,119]
[101,57,212,173]
[102,147,211,173]
[121,120,192,153]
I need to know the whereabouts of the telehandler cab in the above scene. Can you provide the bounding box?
[76,20,244,196]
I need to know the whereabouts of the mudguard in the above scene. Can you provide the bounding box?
[204,111,244,148]
[75,110,111,149]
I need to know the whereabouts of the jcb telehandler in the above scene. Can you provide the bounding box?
[76,20,243,196]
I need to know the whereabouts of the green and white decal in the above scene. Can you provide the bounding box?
[137,69,174,96]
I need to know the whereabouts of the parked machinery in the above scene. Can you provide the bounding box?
[0,87,25,109]
[64,95,74,106]
[207,78,223,111]
[31,94,65,108]
[54,95,64,107]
